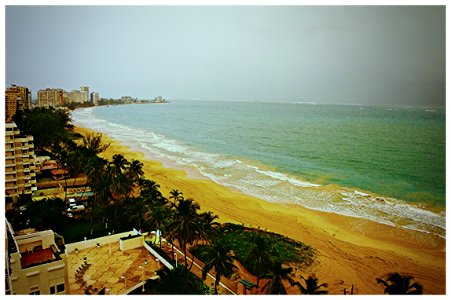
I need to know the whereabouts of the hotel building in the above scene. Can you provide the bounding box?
[5,122,37,203]
[37,88,64,108]
[5,85,32,122]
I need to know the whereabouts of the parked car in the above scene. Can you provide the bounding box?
[67,205,85,213]
[68,198,77,208]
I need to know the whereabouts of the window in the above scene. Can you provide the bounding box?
[29,290,40,295]
[50,283,65,294]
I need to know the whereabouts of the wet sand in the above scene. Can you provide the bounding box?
[74,126,446,294]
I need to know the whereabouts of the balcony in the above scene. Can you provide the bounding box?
[5,170,16,175]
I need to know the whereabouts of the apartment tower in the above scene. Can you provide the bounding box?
[37,88,64,108]
[5,122,37,202]
[5,85,32,122]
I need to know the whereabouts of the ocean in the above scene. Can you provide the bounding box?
[72,101,446,238]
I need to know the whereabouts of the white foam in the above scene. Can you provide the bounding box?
[255,169,320,187]
[71,106,446,239]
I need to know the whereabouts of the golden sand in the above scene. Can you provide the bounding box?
[74,126,446,294]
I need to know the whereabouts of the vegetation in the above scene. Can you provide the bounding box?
[294,274,328,295]
[151,266,210,294]
[191,223,315,272]
[12,107,74,152]
[259,260,294,295]
[376,272,423,295]
[200,241,237,294]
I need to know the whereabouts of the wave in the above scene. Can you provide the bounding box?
[71,107,446,239]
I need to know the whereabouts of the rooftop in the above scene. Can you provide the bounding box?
[67,243,159,295]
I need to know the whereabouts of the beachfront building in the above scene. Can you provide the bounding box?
[37,88,65,108]
[5,84,32,122]
[80,86,89,103]
[5,122,37,206]
[64,86,90,104]
[5,220,70,295]
[64,90,82,104]
[90,92,100,105]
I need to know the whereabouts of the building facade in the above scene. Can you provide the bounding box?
[5,221,69,295]
[37,88,64,108]
[80,86,89,103]
[5,85,32,122]
[90,92,100,105]
[5,122,37,201]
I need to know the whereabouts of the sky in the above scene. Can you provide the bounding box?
[5,5,446,107]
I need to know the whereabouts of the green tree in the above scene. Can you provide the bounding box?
[376,272,423,295]
[127,159,144,183]
[13,107,73,152]
[108,154,134,232]
[24,198,66,230]
[169,189,184,204]
[139,178,166,205]
[143,203,171,248]
[198,211,220,243]
[152,266,205,294]
[294,274,328,295]
[259,261,294,295]
[167,198,202,268]
[201,241,237,295]
[245,234,272,287]
[79,132,110,156]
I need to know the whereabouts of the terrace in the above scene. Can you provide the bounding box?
[20,248,57,268]
[66,239,160,294]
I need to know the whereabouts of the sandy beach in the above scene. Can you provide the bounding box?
[74,126,446,294]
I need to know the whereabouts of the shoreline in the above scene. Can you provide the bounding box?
[74,125,446,294]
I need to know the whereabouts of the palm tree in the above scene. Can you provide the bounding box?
[84,156,110,234]
[201,241,237,295]
[294,274,328,295]
[127,159,144,185]
[79,132,110,155]
[52,143,71,201]
[259,261,294,295]
[376,272,423,295]
[245,234,272,287]
[139,179,166,205]
[198,211,220,243]
[166,198,202,268]
[143,203,171,248]
[108,155,134,232]
[153,265,203,294]
[169,189,184,204]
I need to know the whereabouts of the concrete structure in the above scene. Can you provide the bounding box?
[37,88,64,108]
[80,86,89,103]
[64,90,82,104]
[5,221,70,295]
[90,92,100,105]
[5,84,32,122]
[5,122,37,203]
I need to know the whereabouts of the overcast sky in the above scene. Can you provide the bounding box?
[5,6,445,106]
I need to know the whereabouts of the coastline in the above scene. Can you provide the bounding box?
[74,125,446,294]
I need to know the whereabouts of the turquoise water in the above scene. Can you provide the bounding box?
[72,101,445,237]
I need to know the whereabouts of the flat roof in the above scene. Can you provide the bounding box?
[67,243,159,295]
